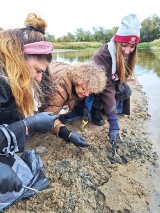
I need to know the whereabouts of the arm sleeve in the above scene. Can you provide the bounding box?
[0,77,26,151]
[0,77,27,166]
[0,120,26,166]
[107,114,120,130]
[0,76,12,105]
[43,81,69,136]
[92,44,117,115]
[59,126,72,142]
[0,120,26,153]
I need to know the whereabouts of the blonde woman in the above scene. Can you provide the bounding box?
[42,61,107,147]
[0,13,59,194]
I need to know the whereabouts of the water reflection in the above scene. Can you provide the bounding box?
[137,48,160,77]
[135,49,160,156]
[52,48,160,77]
[52,48,97,64]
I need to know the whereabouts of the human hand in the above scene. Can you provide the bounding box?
[69,132,90,147]
[108,130,119,156]
[24,112,60,134]
[0,163,22,193]
[117,83,125,93]
[108,130,119,144]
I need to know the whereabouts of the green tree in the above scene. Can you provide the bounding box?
[103,27,118,43]
[141,14,160,42]
[92,27,106,42]
[75,28,87,41]
[66,32,75,41]
[45,32,55,42]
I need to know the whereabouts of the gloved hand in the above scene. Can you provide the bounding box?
[24,112,60,134]
[117,83,125,93]
[69,132,90,147]
[0,163,22,194]
[108,129,119,145]
[108,130,119,156]
[83,107,91,122]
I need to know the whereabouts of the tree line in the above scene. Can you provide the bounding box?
[46,14,160,43]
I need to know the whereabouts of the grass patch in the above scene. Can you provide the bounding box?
[52,41,103,49]
[138,40,160,49]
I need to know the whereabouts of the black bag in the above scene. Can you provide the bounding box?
[0,149,49,211]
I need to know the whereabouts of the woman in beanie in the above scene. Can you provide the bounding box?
[90,14,141,154]
[0,13,59,196]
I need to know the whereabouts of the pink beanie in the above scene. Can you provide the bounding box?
[114,14,141,45]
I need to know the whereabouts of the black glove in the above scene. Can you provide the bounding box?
[69,132,90,147]
[0,163,22,193]
[83,107,91,122]
[108,130,119,145]
[24,112,60,134]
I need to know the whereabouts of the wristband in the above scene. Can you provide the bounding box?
[59,126,72,142]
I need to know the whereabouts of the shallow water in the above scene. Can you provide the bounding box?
[135,49,160,157]
[135,49,160,212]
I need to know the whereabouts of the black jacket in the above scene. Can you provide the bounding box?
[0,76,26,165]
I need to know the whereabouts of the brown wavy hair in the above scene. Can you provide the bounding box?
[115,42,138,83]
[67,62,107,94]
[0,13,52,117]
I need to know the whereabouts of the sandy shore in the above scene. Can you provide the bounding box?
[5,78,160,213]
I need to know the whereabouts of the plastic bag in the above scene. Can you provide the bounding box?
[0,149,49,212]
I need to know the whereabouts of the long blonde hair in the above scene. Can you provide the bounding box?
[0,13,52,117]
[115,42,138,83]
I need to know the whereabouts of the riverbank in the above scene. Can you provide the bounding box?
[52,41,160,50]
[52,41,102,49]
[5,78,160,213]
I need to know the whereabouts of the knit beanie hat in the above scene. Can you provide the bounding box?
[114,14,141,45]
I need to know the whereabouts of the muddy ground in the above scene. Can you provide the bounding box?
[5,79,160,213]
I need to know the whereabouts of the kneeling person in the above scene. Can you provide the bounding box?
[42,61,107,147]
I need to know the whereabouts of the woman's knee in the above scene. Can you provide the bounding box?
[124,84,132,98]
[116,83,132,100]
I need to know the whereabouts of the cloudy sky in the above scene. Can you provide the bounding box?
[1,0,160,38]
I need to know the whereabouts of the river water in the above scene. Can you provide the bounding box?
[135,49,160,156]
[135,49,160,211]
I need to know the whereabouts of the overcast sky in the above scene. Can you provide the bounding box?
[1,0,160,38]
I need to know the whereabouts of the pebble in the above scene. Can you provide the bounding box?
[35,146,47,156]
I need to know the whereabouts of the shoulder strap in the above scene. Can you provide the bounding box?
[0,124,19,157]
